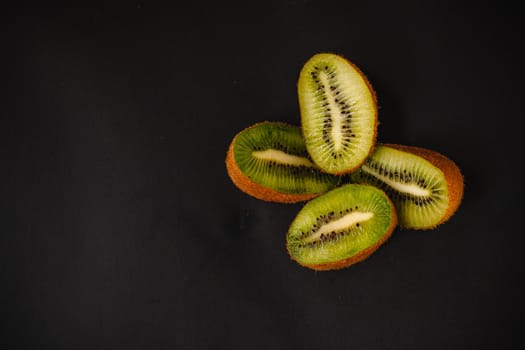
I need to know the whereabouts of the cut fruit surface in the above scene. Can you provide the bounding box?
[350,144,464,229]
[297,53,377,174]
[226,122,340,203]
[286,184,397,270]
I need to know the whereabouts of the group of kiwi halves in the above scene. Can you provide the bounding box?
[226,53,464,271]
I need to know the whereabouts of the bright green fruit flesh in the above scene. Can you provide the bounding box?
[232,122,340,195]
[297,53,377,174]
[287,184,396,270]
[350,145,451,229]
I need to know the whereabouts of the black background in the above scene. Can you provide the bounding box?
[3,1,524,349]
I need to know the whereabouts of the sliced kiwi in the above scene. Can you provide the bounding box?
[350,144,464,229]
[297,53,378,174]
[226,122,340,203]
[286,184,397,270]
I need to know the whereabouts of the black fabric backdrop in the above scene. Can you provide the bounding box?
[3,2,524,349]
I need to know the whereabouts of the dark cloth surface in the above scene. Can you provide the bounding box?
[3,2,523,349]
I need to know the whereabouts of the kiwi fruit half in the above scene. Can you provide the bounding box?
[297,53,378,174]
[350,144,464,229]
[286,184,397,270]
[226,122,340,203]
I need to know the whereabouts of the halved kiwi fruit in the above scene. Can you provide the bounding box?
[297,53,378,174]
[226,122,340,203]
[286,184,397,270]
[350,144,464,229]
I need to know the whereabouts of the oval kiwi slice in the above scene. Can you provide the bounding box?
[226,122,340,203]
[350,144,464,229]
[297,53,378,174]
[287,184,397,270]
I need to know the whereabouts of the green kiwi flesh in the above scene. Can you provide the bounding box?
[350,145,454,229]
[297,53,377,174]
[231,122,340,197]
[287,184,396,270]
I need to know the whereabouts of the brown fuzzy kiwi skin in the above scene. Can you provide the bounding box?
[225,122,322,204]
[298,53,379,175]
[383,143,464,229]
[288,187,398,271]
